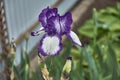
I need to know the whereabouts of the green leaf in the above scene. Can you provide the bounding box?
[107,43,118,80]
[99,7,119,15]
[86,46,98,80]
[79,20,95,38]
[98,15,117,24]
[95,44,104,71]
[109,20,120,31]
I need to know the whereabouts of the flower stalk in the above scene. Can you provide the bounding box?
[41,63,51,80]
[10,39,16,80]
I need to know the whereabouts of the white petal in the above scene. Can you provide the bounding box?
[39,35,62,56]
[67,31,82,46]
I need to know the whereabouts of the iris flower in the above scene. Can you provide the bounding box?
[31,7,82,56]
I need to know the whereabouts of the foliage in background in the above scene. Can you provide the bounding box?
[70,2,120,80]
[10,3,120,80]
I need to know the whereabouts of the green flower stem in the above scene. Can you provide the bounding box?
[10,39,16,80]
[93,8,98,47]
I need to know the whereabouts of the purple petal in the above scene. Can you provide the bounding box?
[38,34,63,56]
[39,7,58,28]
[59,12,72,34]
[48,16,61,34]
[67,31,82,46]
[46,8,58,19]
[48,12,72,35]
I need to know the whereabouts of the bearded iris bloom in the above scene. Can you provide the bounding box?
[31,7,82,56]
